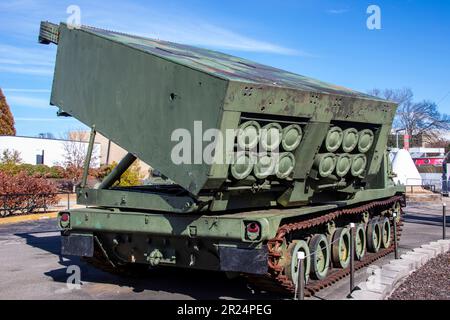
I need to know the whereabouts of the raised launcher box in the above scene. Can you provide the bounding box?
[40,21,402,212]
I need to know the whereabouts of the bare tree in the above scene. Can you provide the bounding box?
[0,149,22,164]
[60,130,99,183]
[368,88,450,138]
[427,136,450,153]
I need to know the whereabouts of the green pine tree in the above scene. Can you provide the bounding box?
[0,88,16,136]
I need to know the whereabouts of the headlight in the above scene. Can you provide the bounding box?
[59,212,70,228]
[245,221,261,241]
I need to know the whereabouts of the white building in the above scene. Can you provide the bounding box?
[0,135,100,167]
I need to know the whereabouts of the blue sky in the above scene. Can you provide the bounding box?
[1,0,449,136]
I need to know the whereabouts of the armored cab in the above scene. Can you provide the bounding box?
[39,21,405,294]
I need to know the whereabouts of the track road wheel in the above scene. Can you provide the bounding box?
[355,224,366,260]
[380,217,392,248]
[285,240,311,285]
[367,219,381,253]
[331,227,350,269]
[309,234,330,280]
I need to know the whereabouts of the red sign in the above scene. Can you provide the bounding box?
[414,157,444,166]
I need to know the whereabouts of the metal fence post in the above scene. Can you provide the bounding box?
[443,203,447,240]
[1,192,74,215]
[349,223,355,295]
[2,195,6,216]
[393,212,398,259]
[294,251,305,300]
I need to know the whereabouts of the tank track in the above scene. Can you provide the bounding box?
[83,195,404,297]
[247,195,405,297]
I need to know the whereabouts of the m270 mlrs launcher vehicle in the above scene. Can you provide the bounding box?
[39,21,405,296]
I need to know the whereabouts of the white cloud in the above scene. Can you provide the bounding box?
[6,95,51,108]
[2,88,51,93]
[0,44,55,62]
[0,59,23,65]
[15,117,72,121]
[0,65,53,76]
[0,0,39,11]
[0,0,305,56]
[0,44,55,76]
[172,23,300,55]
[106,11,303,56]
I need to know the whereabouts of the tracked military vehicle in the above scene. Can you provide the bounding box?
[39,21,405,296]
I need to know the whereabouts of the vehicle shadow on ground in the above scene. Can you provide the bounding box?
[15,230,283,300]
[14,231,61,256]
[403,213,449,227]
[45,257,283,300]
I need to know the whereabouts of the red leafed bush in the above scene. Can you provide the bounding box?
[0,171,59,217]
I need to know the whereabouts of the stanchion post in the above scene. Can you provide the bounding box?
[393,212,398,259]
[349,223,355,295]
[443,203,447,240]
[294,251,305,300]
[67,193,70,210]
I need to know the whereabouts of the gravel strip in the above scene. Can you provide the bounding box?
[389,252,450,300]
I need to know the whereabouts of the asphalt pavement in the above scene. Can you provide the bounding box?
[0,200,447,300]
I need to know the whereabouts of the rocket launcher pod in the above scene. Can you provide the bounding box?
[40,21,401,209]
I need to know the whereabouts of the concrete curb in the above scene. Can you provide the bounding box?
[0,212,58,225]
[348,239,450,300]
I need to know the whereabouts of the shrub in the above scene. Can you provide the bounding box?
[94,162,142,187]
[0,171,59,217]
[0,163,67,179]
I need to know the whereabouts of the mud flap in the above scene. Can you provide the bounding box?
[61,233,94,257]
[219,246,268,275]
